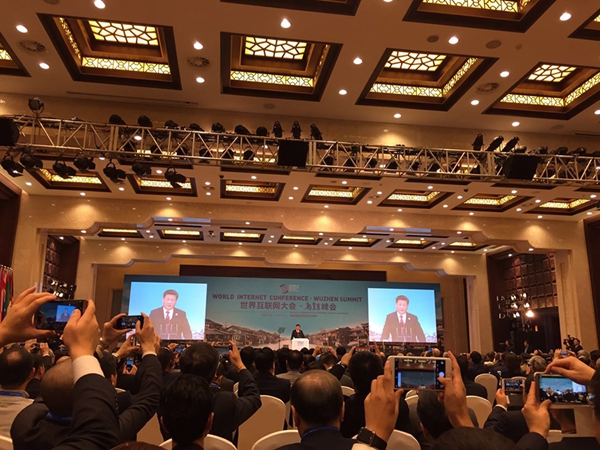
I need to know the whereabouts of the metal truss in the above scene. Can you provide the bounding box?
[5,115,600,185]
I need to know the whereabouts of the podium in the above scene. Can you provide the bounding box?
[291,338,309,351]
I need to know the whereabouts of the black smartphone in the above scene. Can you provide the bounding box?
[125,357,135,371]
[35,300,87,331]
[389,356,451,391]
[117,315,143,330]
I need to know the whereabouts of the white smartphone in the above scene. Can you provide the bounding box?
[388,356,451,391]
[535,373,589,408]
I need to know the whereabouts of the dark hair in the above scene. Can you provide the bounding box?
[432,427,515,450]
[41,358,75,416]
[590,350,600,365]
[469,351,482,364]
[417,390,453,439]
[255,347,275,373]
[179,343,219,384]
[288,350,303,371]
[0,347,34,388]
[348,351,383,395]
[395,295,409,305]
[504,354,521,374]
[291,371,342,427]
[157,348,175,371]
[456,355,469,381]
[296,324,301,327]
[524,340,530,345]
[320,353,337,368]
[98,351,117,379]
[161,374,212,445]
[240,346,255,369]
[276,348,289,372]
[306,360,325,371]
[163,289,179,299]
[336,346,347,358]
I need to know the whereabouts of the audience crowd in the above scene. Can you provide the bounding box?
[1,287,600,449]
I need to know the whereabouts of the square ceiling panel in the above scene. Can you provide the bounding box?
[357,49,496,111]
[404,0,554,32]
[454,193,530,212]
[221,32,341,101]
[29,169,110,192]
[379,189,451,208]
[38,14,181,89]
[486,62,600,119]
[220,0,361,15]
[527,198,595,216]
[570,9,600,41]
[128,174,197,196]
[0,33,30,77]
[302,184,370,205]
[221,179,284,201]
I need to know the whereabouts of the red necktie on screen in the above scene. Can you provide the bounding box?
[401,315,405,325]
[166,311,171,321]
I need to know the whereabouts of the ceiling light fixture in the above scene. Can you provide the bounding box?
[1,154,24,177]
[342,180,348,185]
[164,166,186,188]
[500,71,510,78]
[103,160,126,183]
[39,62,50,70]
[448,36,459,45]
[132,160,151,178]
[394,113,402,119]
[94,0,106,9]
[339,89,348,95]
[280,18,291,29]
[53,158,77,179]
[25,181,32,186]
[193,41,203,50]
[196,77,205,84]
[16,25,28,33]
[512,121,520,127]
[80,192,86,196]
[559,12,571,21]
[516,208,522,212]
[595,110,600,116]
[20,149,43,170]
[119,187,125,191]
[538,215,543,219]
[353,57,363,65]
[73,152,95,172]
[471,99,480,106]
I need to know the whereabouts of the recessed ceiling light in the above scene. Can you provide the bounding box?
[397,208,402,212]
[16,25,28,33]
[81,230,87,234]
[595,110,600,115]
[39,62,50,70]
[293,186,299,190]
[500,71,510,78]
[25,181,32,186]
[156,169,163,174]
[166,197,171,201]
[59,236,64,240]
[329,238,333,241]
[508,253,513,257]
[324,205,329,208]
[538,215,543,219]
[448,36,459,45]
[431,247,436,250]
[319,232,323,236]
[451,250,455,254]
[591,194,597,199]
[443,204,448,208]
[516,208,522,212]
[342,180,348,185]
[559,12,571,21]
[470,99,479,106]
[457,231,462,234]
[427,185,433,190]
[239,242,243,245]
[133,135,142,141]
[80,192,86,196]
[353,57,363,65]
[288,196,294,200]
[535,199,541,203]
[193,41,203,50]
[512,121,520,127]
[205,181,211,186]
[196,77,205,84]
[377,191,383,195]
[339,89,348,96]
[457,195,463,200]
[390,228,394,231]
[393,113,402,119]
[511,189,518,194]
[251,175,257,180]
[121,238,125,241]
[268,240,272,243]
[119,187,125,191]
[483,249,488,252]
[367,200,373,204]
[270,235,275,238]
[168,218,173,221]
[294,244,298,248]
[281,18,291,28]
[206,192,211,196]
[383,0,392,2]
[149,235,154,238]
[94,0,106,8]
[399,249,403,252]
[469,212,474,216]
[587,212,593,216]
[348,247,353,250]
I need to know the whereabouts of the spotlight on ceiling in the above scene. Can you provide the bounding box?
[19,149,43,169]
[164,166,187,188]
[108,114,126,125]
[73,152,96,172]
[310,124,323,141]
[137,115,153,128]
[502,136,519,153]
[1,154,24,177]
[52,158,77,179]
[472,134,484,151]
[103,160,126,183]
[486,135,504,152]
[272,121,283,138]
[243,147,255,161]
[132,160,152,178]
[28,98,44,115]
[291,121,302,139]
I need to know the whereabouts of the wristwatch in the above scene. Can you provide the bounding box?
[356,427,387,450]
[98,337,110,350]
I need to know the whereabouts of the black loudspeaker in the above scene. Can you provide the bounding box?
[0,118,19,146]
[501,155,541,180]
[277,140,309,168]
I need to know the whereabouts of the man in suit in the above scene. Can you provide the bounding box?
[149,289,192,340]
[457,355,489,399]
[254,347,291,404]
[467,351,490,382]
[523,340,533,354]
[291,324,305,340]
[381,295,426,343]
[278,350,304,385]
[0,347,34,438]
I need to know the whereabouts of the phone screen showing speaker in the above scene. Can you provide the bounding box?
[503,379,523,394]
[392,357,447,390]
[35,300,86,331]
[538,374,588,405]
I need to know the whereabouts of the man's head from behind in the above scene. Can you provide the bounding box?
[431,427,515,450]
[162,289,179,311]
[41,358,75,417]
[395,295,409,315]
[469,351,482,364]
[456,355,469,381]
[0,347,34,390]
[240,346,255,369]
[291,370,344,434]
[161,374,213,446]
[157,347,175,372]
[287,350,303,371]
[348,351,383,396]
[417,390,453,440]
[319,353,338,370]
[255,347,275,374]
[180,343,219,384]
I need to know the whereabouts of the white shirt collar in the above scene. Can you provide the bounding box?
[397,312,406,323]
[163,307,174,319]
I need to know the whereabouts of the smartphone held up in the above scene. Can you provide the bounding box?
[388,356,451,391]
[34,300,87,332]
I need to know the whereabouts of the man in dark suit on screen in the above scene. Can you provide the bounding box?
[381,295,426,343]
[149,289,192,340]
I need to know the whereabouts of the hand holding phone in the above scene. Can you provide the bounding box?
[116,315,144,330]
[35,300,87,332]
[389,355,451,390]
[535,373,589,407]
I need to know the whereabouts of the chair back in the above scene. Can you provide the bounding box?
[475,373,498,404]
[160,435,237,450]
[0,435,13,450]
[233,382,239,396]
[406,389,418,398]
[251,430,300,450]
[546,430,563,443]
[466,396,492,428]
[341,386,355,396]
[405,395,419,408]
[238,395,286,450]
[137,413,164,445]
[387,430,420,450]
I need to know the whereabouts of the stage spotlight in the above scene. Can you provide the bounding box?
[188,123,204,132]
[291,121,302,139]
[310,124,323,140]
[53,158,77,179]
[256,126,269,137]
[272,121,283,138]
[108,114,126,125]
[103,160,126,183]
[486,135,504,152]
[534,146,547,155]
[19,150,43,169]
[137,115,153,128]
[472,134,484,151]
[132,160,151,178]
[1,154,24,177]
[234,124,251,135]
[211,122,226,133]
[514,146,528,154]
[243,147,255,161]
[502,136,519,153]
[73,152,95,172]
[551,146,569,155]
[164,166,187,188]
[164,120,179,129]
[572,147,587,156]
[28,98,44,114]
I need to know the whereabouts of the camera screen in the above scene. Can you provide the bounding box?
[538,375,588,405]
[392,357,446,390]
[35,301,85,330]
[503,379,523,394]
[118,315,143,329]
